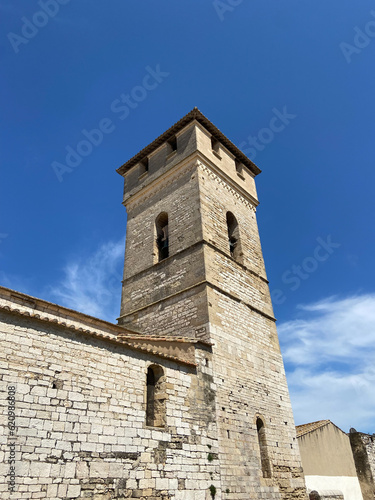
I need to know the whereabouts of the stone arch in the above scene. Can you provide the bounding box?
[226,211,242,263]
[256,416,272,478]
[146,364,166,427]
[155,212,169,262]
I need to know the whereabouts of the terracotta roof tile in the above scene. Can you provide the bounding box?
[0,301,196,367]
[296,420,331,438]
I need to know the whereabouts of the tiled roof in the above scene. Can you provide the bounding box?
[296,420,331,438]
[0,286,197,366]
[116,107,261,177]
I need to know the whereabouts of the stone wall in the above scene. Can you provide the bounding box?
[0,111,310,499]
[118,158,207,340]
[117,117,308,499]
[197,161,307,499]
[349,430,375,500]
[0,305,220,500]
[359,434,375,485]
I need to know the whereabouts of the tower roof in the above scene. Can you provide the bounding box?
[116,107,261,177]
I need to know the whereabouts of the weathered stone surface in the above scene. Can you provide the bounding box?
[349,430,375,500]
[0,109,307,499]
[117,113,307,498]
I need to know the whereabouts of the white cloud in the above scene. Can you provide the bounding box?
[47,238,125,323]
[279,294,375,433]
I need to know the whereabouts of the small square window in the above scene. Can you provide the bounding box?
[211,137,221,158]
[235,160,245,179]
[168,136,177,153]
[139,158,149,177]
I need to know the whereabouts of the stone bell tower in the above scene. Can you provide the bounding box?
[117,108,307,499]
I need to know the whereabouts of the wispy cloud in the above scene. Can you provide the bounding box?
[47,238,125,322]
[279,294,375,433]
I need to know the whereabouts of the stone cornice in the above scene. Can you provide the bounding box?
[124,151,259,213]
[119,277,276,324]
[122,239,269,286]
[117,107,261,177]
[195,155,258,210]
[124,154,199,210]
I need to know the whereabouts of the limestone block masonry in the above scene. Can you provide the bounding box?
[0,108,308,499]
[0,290,218,500]
[117,108,308,499]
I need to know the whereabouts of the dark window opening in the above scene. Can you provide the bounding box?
[235,160,244,178]
[139,157,149,176]
[226,212,242,262]
[146,365,166,427]
[211,137,220,156]
[168,136,177,153]
[256,417,271,478]
[155,212,169,261]
[229,236,237,256]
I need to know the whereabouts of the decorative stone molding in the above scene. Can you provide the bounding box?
[126,157,198,211]
[198,160,257,212]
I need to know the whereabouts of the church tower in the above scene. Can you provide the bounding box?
[117,108,307,499]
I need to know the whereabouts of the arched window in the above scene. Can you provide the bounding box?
[155,212,169,261]
[256,417,271,478]
[146,365,166,427]
[226,212,242,262]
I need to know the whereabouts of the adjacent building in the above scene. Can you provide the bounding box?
[296,420,363,500]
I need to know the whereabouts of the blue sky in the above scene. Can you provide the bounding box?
[1,0,374,432]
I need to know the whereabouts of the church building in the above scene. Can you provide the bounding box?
[0,109,308,499]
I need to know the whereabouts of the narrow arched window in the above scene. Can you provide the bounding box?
[256,417,271,478]
[146,365,166,427]
[226,212,242,262]
[155,212,169,261]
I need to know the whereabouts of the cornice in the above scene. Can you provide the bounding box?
[195,155,258,211]
[119,277,276,323]
[124,151,259,213]
[124,154,199,211]
[116,107,261,177]
[122,239,269,286]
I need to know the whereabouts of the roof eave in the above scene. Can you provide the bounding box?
[116,107,261,177]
